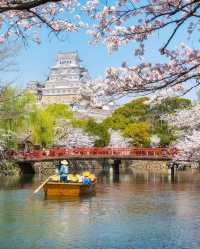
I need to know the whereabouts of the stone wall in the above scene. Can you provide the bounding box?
[41,94,78,105]
[33,162,55,176]
[0,160,21,176]
[127,160,168,171]
[32,160,104,176]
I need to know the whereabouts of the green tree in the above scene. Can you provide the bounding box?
[123,122,151,147]
[103,97,150,130]
[29,103,74,148]
[29,109,54,148]
[45,103,73,120]
[149,97,191,146]
[0,87,36,148]
[85,119,110,147]
[152,120,176,146]
[0,87,35,131]
[152,97,191,115]
[103,96,191,147]
[71,118,88,128]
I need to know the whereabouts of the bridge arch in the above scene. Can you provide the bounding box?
[18,162,35,174]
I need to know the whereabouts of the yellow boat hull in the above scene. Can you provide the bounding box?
[43,182,96,197]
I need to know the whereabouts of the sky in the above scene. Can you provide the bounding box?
[13,30,134,86]
[5,18,199,103]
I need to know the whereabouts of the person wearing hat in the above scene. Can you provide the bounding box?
[59,160,69,182]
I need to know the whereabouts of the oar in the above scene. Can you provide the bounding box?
[27,176,51,202]
[33,176,51,195]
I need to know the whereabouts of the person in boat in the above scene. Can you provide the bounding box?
[82,171,92,185]
[54,161,60,175]
[59,160,69,182]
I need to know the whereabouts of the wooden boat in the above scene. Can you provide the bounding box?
[43,181,96,197]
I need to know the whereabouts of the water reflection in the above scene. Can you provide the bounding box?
[1,169,200,249]
[1,168,200,191]
[0,174,35,190]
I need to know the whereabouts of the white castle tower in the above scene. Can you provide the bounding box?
[41,51,90,105]
[27,51,115,121]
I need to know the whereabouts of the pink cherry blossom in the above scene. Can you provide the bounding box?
[0,0,81,43]
[85,0,200,95]
[164,104,200,160]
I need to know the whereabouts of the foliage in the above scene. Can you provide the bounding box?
[0,93,75,148]
[0,87,192,150]
[0,87,36,149]
[151,97,192,116]
[103,97,149,130]
[88,1,200,97]
[115,97,150,119]
[103,97,191,147]
[71,118,88,128]
[152,120,176,146]
[1,1,200,98]
[29,109,54,148]
[0,129,17,150]
[29,103,74,147]
[45,103,73,120]
[164,104,200,160]
[1,0,199,157]
[0,87,35,132]
[85,119,110,147]
[150,97,191,146]
[123,122,151,147]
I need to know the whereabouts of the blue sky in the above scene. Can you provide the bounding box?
[7,23,199,102]
[14,30,134,86]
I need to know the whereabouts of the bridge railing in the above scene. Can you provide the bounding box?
[9,147,178,161]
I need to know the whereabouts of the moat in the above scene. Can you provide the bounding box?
[1,169,200,249]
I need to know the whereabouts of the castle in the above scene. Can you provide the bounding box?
[27,52,115,120]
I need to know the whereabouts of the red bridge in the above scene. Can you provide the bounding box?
[10,147,177,162]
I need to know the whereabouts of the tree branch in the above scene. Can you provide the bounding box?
[0,0,61,13]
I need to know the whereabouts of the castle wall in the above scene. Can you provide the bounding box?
[41,94,80,105]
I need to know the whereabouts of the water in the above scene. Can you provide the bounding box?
[1,169,200,249]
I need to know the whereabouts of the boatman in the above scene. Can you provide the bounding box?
[59,160,69,182]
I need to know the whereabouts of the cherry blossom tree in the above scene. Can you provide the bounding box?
[150,134,160,147]
[54,119,96,148]
[2,1,199,95]
[87,0,200,95]
[54,125,96,147]
[108,129,131,147]
[0,0,82,43]
[164,104,200,160]
[2,0,200,95]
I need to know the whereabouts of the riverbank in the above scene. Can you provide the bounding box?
[1,159,199,176]
[0,160,101,176]
[33,160,102,176]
